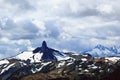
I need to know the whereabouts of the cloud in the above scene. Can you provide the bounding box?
[0,0,120,59]
[44,20,60,38]
[5,0,34,10]
[0,18,40,40]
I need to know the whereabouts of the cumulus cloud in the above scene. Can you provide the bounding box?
[0,0,120,59]
[5,0,34,10]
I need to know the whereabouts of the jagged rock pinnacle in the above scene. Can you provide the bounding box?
[42,41,47,48]
[33,41,48,53]
[41,41,48,52]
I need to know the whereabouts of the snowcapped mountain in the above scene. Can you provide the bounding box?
[110,46,120,54]
[82,44,120,57]
[0,41,73,80]
[14,41,70,63]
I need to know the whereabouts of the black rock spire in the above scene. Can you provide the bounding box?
[33,41,48,53]
[42,41,47,48]
[33,40,62,61]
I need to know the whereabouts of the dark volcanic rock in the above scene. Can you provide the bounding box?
[33,41,63,61]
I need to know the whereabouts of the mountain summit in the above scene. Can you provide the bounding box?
[14,41,70,63]
[95,44,107,50]
[42,41,47,51]
[32,41,68,61]
[33,41,48,53]
[83,44,120,57]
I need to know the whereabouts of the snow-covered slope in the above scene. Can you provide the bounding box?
[14,51,43,63]
[0,59,9,65]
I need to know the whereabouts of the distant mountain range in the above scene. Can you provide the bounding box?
[0,41,120,80]
[81,44,120,57]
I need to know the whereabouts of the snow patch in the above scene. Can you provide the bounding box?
[81,58,87,61]
[0,59,9,65]
[32,53,43,63]
[31,62,51,73]
[0,63,15,74]
[57,61,65,67]
[14,51,33,60]
[54,52,70,61]
[106,57,120,62]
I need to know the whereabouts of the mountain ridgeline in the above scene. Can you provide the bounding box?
[82,44,120,57]
[0,41,120,80]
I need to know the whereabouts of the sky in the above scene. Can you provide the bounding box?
[0,0,120,59]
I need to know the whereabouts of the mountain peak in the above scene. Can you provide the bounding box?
[32,41,68,61]
[110,46,118,53]
[83,44,120,57]
[95,44,106,50]
[42,41,47,48]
